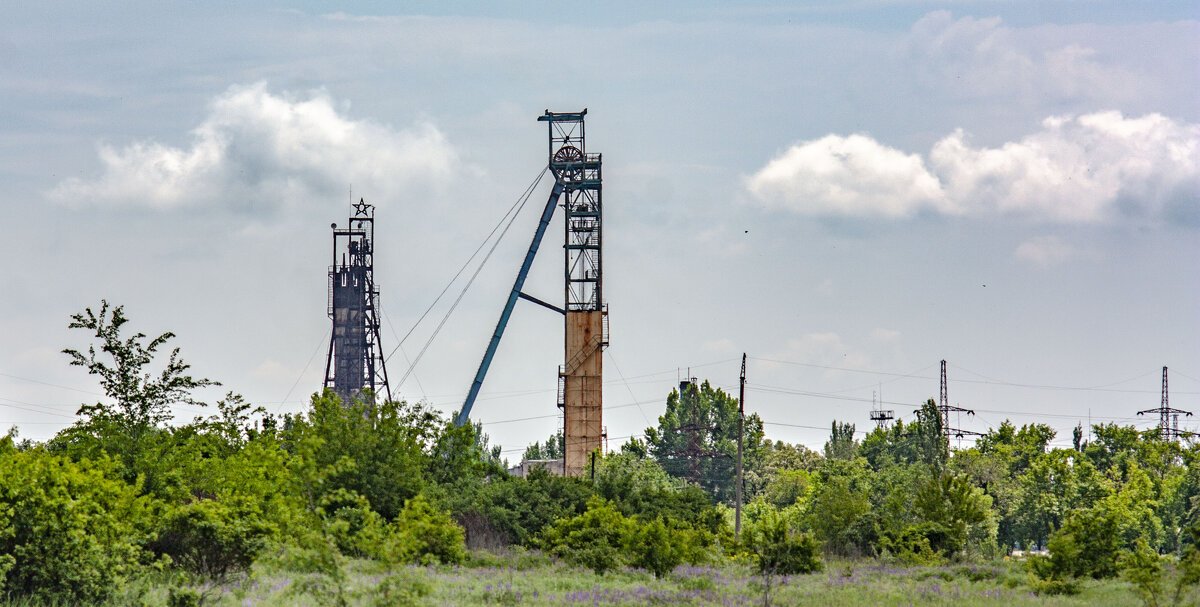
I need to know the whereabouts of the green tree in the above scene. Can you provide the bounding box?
[644,380,764,503]
[824,421,858,460]
[53,300,219,493]
[540,497,635,575]
[523,429,565,461]
[911,470,994,556]
[806,458,872,555]
[743,508,822,606]
[282,391,426,521]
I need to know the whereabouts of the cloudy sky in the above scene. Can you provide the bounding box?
[2,1,1198,457]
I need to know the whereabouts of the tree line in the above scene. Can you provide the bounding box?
[1,301,1197,604]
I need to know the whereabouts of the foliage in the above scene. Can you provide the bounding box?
[1030,505,1123,582]
[1120,532,1200,607]
[0,448,150,603]
[52,300,220,495]
[911,470,993,557]
[384,494,467,565]
[150,494,276,578]
[523,429,565,461]
[743,508,822,606]
[451,468,593,548]
[744,509,822,576]
[540,497,635,575]
[824,421,858,460]
[644,380,764,503]
[806,458,872,555]
[282,391,427,521]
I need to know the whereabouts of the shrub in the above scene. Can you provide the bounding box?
[540,497,634,575]
[382,494,467,565]
[0,449,149,603]
[744,510,823,578]
[1030,506,1122,582]
[881,525,944,566]
[629,517,680,578]
[743,510,822,607]
[150,495,276,578]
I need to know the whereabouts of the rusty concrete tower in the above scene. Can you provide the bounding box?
[541,110,608,476]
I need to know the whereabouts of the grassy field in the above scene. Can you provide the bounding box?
[85,551,1153,607]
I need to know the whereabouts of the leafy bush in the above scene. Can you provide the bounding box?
[150,495,276,578]
[540,497,635,575]
[383,494,467,565]
[628,517,682,578]
[451,468,593,547]
[1030,506,1122,582]
[283,392,427,521]
[881,525,944,566]
[0,449,149,603]
[743,510,823,577]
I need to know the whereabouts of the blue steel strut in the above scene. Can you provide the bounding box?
[456,181,565,425]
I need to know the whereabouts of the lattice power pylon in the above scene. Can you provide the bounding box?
[936,360,982,440]
[323,200,390,405]
[1138,366,1192,441]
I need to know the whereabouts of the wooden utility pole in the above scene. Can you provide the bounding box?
[735,353,746,542]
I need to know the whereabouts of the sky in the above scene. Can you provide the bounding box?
[2,1,1198,459]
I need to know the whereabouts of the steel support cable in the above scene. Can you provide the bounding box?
[275,327,331,413]
[605,349,653,426]
[394,169,549,390]
[383,166,549,367]
[379,305,426,401]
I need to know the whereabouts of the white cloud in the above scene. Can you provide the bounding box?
[746,111,1200,224]
[48,82,458,211]
[745,134,949,218]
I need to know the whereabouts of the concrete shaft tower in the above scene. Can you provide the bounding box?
[323,200,390,405]
[541,110,608,476]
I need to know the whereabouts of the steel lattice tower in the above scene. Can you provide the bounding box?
[936,360,981,440]
[323,200,390,405]
[540,110,608,476]
[1138,366,1191,441]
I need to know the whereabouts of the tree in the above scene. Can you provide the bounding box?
[743,508,822,606]
[53,300,219,492]
[915,399,947,470]
[824,421,857,460]
[523,429,565,461]
[644,380,764,503]
[282,391,426,521]
[806,458,872,555]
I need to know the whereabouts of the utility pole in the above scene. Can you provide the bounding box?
[735,353,745,543]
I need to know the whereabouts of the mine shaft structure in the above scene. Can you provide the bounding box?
[324,199,391,405]
[456,109,606,477]
[545,110,608,476]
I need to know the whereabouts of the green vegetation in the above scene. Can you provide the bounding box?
[1,300,1199,606]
